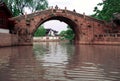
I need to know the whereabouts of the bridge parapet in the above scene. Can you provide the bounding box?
[11,7,106,25]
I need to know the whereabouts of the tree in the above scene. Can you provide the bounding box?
[3,0,48,16]
[92,0,120,21]
[59,31,66,36]
[65,29,74,40]
[59,25,74,41]
[34,25,46,37]
[65,26,74,40]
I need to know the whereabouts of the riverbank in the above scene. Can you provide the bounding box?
[33,36,62,42]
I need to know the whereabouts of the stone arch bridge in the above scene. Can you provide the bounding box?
[10,8,120,45]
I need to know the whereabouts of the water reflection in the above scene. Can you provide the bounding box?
[33,42,72,81]
[0,42,120,81]
[67,45,120,81]
[0,46,46,81]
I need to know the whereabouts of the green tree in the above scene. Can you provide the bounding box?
[65,26,74,40]
[59,30,66,36]
[3,0,48,16]
[65,29,74,40]
[34,25,46,37]
[92,0,120,21]
[59,25,74,41]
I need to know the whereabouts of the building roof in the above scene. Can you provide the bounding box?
[46,28,58,36]
[0,1,13,17]
[46,28,58,34]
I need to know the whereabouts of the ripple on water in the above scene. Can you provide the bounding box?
[0,43,120,81]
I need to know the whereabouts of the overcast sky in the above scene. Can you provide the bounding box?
[43,0,103,33]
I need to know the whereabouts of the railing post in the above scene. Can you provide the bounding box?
[65,7,67,14]
[51,6,53,13]
[83,12,85,19]
[55,5,58,10]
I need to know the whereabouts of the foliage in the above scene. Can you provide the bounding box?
[65,29,74,40]
[92,0,120,21]
[59,30,66,36]
[34,25,46,37]
[59,26,74,41]
[3,0,48,16]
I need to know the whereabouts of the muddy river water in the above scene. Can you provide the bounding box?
[0,42,120,81]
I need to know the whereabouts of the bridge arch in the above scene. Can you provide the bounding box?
[11,8,110,45]
[33,15,80,41]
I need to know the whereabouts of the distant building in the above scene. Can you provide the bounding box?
[46,28,58,36]
[0,1,14,33]
[34,28,61,42]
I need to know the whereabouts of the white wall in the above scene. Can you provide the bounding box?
[0,29,9,33]
[33,36,60,41]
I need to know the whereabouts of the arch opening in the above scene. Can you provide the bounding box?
[43,20,68,34]
[33,16,79,42]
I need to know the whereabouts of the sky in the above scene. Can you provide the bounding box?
[43,0,103,33]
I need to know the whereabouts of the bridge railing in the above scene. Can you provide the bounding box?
[11,5,106,25]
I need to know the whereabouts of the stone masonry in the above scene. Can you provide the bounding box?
[10,7,120,45]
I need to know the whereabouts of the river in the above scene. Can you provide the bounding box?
[0,42,120,81]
